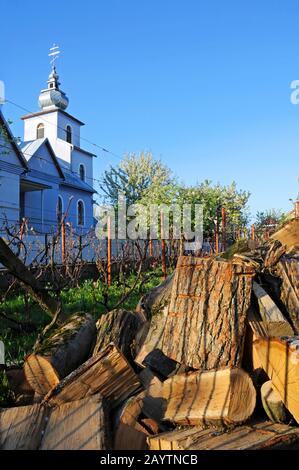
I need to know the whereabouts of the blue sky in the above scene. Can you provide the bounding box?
[1,0,298,218]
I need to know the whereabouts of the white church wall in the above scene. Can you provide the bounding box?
[24,182,60,233]
[71,148,93,184]
[59,186,94,232]
[0,171,20,225]
[23,112,58,143]
[57,113,81,146]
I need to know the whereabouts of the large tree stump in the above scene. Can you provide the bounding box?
[162,367,256,427]
[261,381,290,424]
[24,313,96,396]
[138,256,255,370]
[93,309,142,363]
[254,336,299,424]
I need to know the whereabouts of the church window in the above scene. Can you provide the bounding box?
[77,200,85,226]
[37,123,44,139]
[79,164,85,181]
[66,125,72,144]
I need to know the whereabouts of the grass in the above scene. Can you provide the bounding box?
[0,266,166,365]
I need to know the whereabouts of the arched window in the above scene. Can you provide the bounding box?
[66,125,72,144]
[37,123,44,139]
[57,196,63,224]
[77,200,85,226]
[79,164,85,181]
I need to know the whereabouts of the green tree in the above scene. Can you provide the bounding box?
[255,209,286,231]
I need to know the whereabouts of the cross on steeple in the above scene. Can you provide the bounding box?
[48,44,60,70]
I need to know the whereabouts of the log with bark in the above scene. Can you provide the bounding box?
[24,313,96,396]
[261,380,290,424]
[93,309,142,364]
[276,258,299,333]
[254,336,299,424]
[40,394,110,450]
[44,343,142,408]
[148,421,299,450]
[162,367,256,427]
[139,256,255,370]
[271,218,299,250]
[136,273,174,321]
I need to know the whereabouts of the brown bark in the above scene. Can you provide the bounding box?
[140,256,255,370]
[276,258,299,333]
[254,336,299,424]
[93,309,142,363]
[24,313,96,396]
[162,367,256,427]
[44,343,142,408]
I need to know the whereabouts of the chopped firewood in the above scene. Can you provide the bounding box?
[148,421,299,450]
[40,395,110,450]
[93,309,142,363]
[261,381,290,424]
[24,313,96,396]
[263,239,286,269]
[114,423,148,450]
[162,368,256,427]
[0,403,47,450]
[247,305,293,338]
[276,259,299,333]
[140,418,159,434]
[253,281,293,328]
[141,256,255,370]
[271,218,299,250]
[254,336,299,424]
[44,343,142,408]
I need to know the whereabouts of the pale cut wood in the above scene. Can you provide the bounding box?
[40,395,110,450]
[145,257,255,370]
[162,368,256,427]
[148,421,299,450]
[271,218,299,250]
[261,381,290,424]
[252,281,293,334]
[94,309,142,363]
[254,336,299,424]
[247,305,293,338]
[114,423,148,450]
[44,343,142,408]
[276,259,299,333]
[0,404,47,450]
[24,313,96,396]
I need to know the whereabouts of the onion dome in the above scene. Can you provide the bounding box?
[38,66,69,111]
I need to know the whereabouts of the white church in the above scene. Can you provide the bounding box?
[0,56,96,235]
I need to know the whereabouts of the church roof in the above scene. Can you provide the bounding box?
[20,138,65,179]
[21,108,85,126]
[61,167,96,194]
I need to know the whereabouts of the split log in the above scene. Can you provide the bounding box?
[0,237,60,318]
[113,394,149,450]
[276,258,299,333]
[0,403,47,450]
[40,395,110,450]
[271,218,299,250]
[252,281,293,334]
[162,367,256,427]
[24,313,96,396]
[93,309,142,363]
[136,273,174,320]
[148,421,299,450]
[254,336,299,424]
[144,256,255,370]
[261,381,290,424]
[44,343,142,408]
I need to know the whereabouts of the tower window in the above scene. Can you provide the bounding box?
[66,125,72,144]
[77,200,85,226]
[79,164,85,181]
[57,195,63,223]
[37,123,44,139]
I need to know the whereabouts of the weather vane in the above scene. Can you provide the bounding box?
[48,44,60,70]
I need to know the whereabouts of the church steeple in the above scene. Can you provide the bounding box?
[38,45,69,111]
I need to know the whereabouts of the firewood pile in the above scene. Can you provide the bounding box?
[1,220,298,450]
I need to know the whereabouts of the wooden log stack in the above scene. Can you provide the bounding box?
[1,234,299,450]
